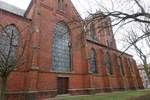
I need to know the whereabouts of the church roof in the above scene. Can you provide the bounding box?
[0,0,25,16]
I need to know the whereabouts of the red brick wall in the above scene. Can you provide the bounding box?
[0,0,144,100]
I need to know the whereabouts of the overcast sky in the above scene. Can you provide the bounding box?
[0,0,30,9]
[0,0,150,64]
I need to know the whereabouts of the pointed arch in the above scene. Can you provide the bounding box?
[52,22,71,72]
[117,56,125,76]
[0,24,19,65]
[90,48,97,73]
[104,51,113,75]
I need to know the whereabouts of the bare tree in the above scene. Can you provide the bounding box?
[74,0,150,50]
[95,0,150,47]
[78,0,150,79]
[124,27,150,82]
[0,24,27,100]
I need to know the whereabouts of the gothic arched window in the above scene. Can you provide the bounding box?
[117,56,125,76]
[0,24,19,66]
[52,22,71,72]
[104,51,113,75]
[90,49,97,73]
[90,22,96,38]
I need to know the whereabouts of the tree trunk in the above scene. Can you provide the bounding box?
[0,76,8,100]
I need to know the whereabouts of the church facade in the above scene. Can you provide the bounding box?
[0,0,143,100]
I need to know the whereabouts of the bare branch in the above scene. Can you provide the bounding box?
[134,0,145,13]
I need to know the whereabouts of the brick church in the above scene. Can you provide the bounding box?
[0,0,143,100]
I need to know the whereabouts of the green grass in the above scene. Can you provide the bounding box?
[60,90,150,100]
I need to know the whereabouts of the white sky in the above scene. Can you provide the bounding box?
[0,0,150,64]
[0,0,31,9]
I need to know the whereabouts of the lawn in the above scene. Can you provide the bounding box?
[59,90,150,100]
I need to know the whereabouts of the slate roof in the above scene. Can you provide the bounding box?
[0,0,25,16]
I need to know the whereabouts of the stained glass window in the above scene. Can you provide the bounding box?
[104,51,113,75]
[90,49,97,73]
[52,22,71,72]
[0,25,19,66]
